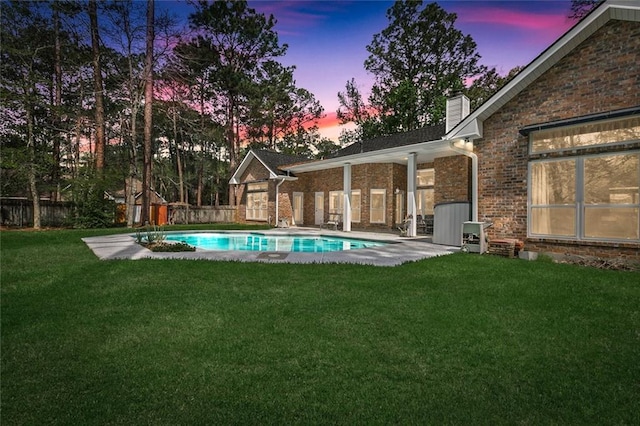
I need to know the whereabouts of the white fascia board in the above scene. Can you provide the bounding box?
[285,138,452,173]
[446,1,635,142]
[229,151,257,184]
[229,150,280,184]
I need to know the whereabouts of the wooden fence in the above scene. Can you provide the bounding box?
[1,198,74,227]
[1,198,237,228]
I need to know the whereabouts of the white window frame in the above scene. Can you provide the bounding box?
[370,189,386,224]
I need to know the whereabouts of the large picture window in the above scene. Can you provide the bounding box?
[246,182,268,221]
[370,189,386,224]
[529,152,639,241]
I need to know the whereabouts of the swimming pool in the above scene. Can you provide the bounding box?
[163,232,386,252]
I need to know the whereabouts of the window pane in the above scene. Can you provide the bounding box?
[531,116,640,152]
[584,154,639,204]
[246,192,268,221]
[329,191,343,213]
[351,191,361,222]
[416,189,434,215]
[585,207,639,239]
[247,182,268,191]
[417,169,434,187]
[531,207,576,236]
[370,189,386,223]
[395,192,404,224]
[531,160,576,205]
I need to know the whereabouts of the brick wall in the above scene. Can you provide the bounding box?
[434,156,471,205]
[476,19,640,260]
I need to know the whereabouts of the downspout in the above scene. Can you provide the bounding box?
[275,178,286,226]
[448,139,478,222]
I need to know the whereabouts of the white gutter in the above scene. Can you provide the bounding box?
[448,139,478,222]
[273,176,298,227]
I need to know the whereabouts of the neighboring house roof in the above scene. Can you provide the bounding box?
[330,124,446,158]
[229,149,311,184]
[447,0,640,141]
[105,178,168,204]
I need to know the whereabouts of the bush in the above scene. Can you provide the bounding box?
[72,177,116,228]
[145,241,195,252]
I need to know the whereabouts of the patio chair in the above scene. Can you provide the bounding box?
[321,213,342,230]
[397,215,412,236]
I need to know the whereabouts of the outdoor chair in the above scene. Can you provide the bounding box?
[397,215,413,236]
[321,213,342,230]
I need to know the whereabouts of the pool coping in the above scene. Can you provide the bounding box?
[82,228,460,267]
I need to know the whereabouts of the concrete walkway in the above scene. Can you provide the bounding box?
[82,228,459,267]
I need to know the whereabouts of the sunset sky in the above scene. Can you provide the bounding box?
[160,1,577,141]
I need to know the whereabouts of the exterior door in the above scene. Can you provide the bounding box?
[293,192,303,225]
[315,192,324,225]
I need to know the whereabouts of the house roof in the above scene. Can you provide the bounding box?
[285,127,454,173]
[229,149,311,184]
[447,0,640,141]
[330,124,446,158]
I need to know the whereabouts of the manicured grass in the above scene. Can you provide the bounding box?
[2,227,639,424]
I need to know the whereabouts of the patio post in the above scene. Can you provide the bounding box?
[407,152,417,237]
[343,162,352,232]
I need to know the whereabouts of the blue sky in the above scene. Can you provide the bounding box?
[159,0,576,139]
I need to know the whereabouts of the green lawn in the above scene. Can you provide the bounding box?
[2,227,639,424]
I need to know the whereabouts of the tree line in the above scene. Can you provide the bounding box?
[1,0,593,228]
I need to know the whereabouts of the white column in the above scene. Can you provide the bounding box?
[343,163,352,232]
[406,153,417,237]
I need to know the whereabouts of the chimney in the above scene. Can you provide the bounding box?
[445,92,470,133]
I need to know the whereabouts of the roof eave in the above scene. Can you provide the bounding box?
[285,138,452,173]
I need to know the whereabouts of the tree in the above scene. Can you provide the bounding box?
[569,0,603,20]
[88,0,106,173]
[141,0,154,224]
[464,66,522,111]
[364,0,485,134]
[1,1,58,228]
[185,0,287,204]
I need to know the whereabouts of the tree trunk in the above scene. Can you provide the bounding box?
[141,0,154,224]
[26,106,41,229]
[89,0,106,173]
[172,109,185,204]
[52,5,62,201]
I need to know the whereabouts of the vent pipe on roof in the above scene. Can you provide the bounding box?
[446,93,470,133]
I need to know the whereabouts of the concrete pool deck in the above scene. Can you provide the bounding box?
[82,228,460,267]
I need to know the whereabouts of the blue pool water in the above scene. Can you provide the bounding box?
[163,232,386,252]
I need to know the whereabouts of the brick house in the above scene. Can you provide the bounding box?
[230,0,640,261]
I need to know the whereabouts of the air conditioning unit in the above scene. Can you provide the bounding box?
[461,221,488,254]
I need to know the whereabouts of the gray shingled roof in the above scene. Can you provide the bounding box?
[251,149,311,175]
[330,123,446,158]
